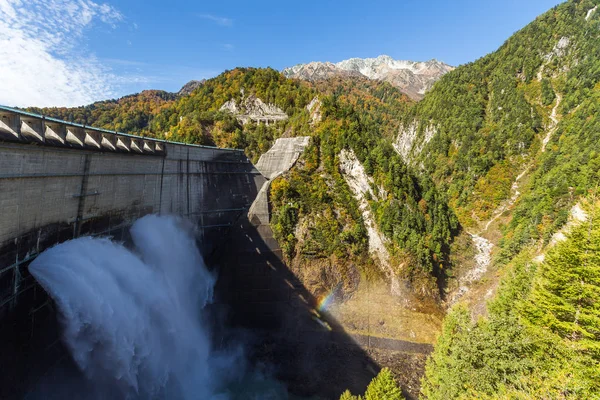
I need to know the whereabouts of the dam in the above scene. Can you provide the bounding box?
[0,106,432,399]
[0,105,267,398]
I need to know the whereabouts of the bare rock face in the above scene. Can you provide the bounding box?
[393,122,438,163]
[283,55,454,100]
[338,149,409,300]
[178,80,205,96]
[394,123,418,162]
[220,94,288,125]
[306,96,322,124]
[544,36,571,60]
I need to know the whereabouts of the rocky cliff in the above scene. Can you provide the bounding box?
[178,80,205,96]
[220,93,288,124]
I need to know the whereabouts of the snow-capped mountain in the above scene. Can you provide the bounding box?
[283,55,454,99]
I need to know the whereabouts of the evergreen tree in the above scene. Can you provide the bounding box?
[422,201,600,399]
[340,368,404,400]
[339,390,360,400]
[541,78,556,106]
[524,204,600,358]
[363,368,404,400]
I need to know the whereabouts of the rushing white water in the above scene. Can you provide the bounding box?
[29,215,286,400]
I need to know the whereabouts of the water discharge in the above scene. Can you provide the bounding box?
[28,215,290,400]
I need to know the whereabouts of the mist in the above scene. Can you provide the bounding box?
[28,215,290,399]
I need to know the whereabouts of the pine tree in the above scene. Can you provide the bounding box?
[363,368,404,400]
[541,78,556,106]
[420,305,472,400]
[339,390,360,400]
[524,203,600,358]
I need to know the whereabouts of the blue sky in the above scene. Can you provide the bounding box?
[0,0,563,107]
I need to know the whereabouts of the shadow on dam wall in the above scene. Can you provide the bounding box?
[210,215,381,399]
[0,136,264,398]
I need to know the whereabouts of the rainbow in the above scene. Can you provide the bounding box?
[316,283,341,311]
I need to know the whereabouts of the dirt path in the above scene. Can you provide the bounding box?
[542,92,562,152]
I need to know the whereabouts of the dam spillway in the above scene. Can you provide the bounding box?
[0,106,265,398]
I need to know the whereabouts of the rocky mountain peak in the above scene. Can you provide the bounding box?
[178,80,206,96]
[283,55,454,100]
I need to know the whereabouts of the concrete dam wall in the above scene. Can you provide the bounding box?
[0,106,265,398]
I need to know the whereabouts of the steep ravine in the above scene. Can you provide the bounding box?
[448,90,564,310]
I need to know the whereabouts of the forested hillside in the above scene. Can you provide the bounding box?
[28,68,315,162]
[28,90,176,135]
[401,0,600,398]
[378,0,600,308]
[421,197,600,399]
[402,0,600,249]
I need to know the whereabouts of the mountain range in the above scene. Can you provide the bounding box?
[283,55,454,99]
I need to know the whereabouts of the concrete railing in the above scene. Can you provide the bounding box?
[0,105,242,156]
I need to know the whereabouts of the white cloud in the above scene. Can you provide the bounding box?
[0,0,124,107]
[198,13,233,27]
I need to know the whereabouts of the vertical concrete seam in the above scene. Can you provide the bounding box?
[11,261,21,310]
[74,154,91,238]
[186,147,191,217]
[41,115,47,144]
[158,155,166,215]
